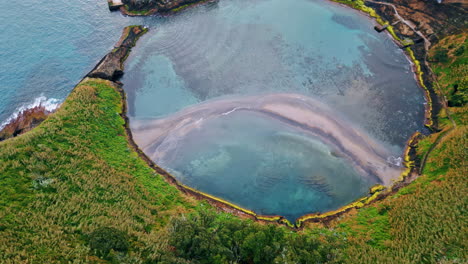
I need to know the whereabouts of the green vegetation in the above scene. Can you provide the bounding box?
[432,48,450,63]
[164,208,338,263]
[431,33,467,107]
[88,227,129,259]
[332,119,466,263]
[328,33,468,264]
[1,72,466,263]
[123,4,155,15]
[124,0,157,10]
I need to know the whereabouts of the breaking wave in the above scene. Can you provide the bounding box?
[0,95,61,130]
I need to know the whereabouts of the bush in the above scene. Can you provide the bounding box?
[448,93,466,107]
[454,45,465,56]
[432,48,449,63]
[165,209,335,263]
[88,227,129,258]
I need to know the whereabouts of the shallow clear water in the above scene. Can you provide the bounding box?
[167,111,376,220]
[123,0,426,220]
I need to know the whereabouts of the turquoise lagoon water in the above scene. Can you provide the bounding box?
[123,0,426,221]
[155,110,377,220]
[0,0,426,221]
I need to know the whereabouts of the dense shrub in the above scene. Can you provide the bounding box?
[454,45,465,56]
[432,48,449,63]
[164,209,336,264]
[88,227,129,258]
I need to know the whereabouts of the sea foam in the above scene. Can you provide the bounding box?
[0,95,61,130]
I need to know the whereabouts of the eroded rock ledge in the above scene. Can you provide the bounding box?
[87,26,148,81]
[0,106,50,141]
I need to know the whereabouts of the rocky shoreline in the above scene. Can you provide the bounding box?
[108,0,467,227]
[118,0,466,130]
[4,0,463,141]
[87,26,148,81]
[0,106,51,141]
[364,0,467,130]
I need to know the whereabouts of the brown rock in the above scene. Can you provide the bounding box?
[87,26,147,81]
[0,106,50,141]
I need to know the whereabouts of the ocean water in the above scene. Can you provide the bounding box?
[123,0,426,221]
[0,0,146,128]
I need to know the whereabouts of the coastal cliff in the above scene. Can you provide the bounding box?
[0,2,466,262]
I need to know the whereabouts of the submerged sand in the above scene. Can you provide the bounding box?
[131,93,402,186]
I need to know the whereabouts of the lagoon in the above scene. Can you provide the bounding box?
[123,0,426,220]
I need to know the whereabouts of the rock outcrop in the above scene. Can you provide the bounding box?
[120,0,214,15]
[0,106,50,141]
[365,0,467,130]
[87,26,147,81]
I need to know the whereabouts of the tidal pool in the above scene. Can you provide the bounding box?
[123,0,426,221]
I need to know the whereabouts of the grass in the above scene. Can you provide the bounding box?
[430,33,467,107]
[331,114,467,263]
[0,78,196,262]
